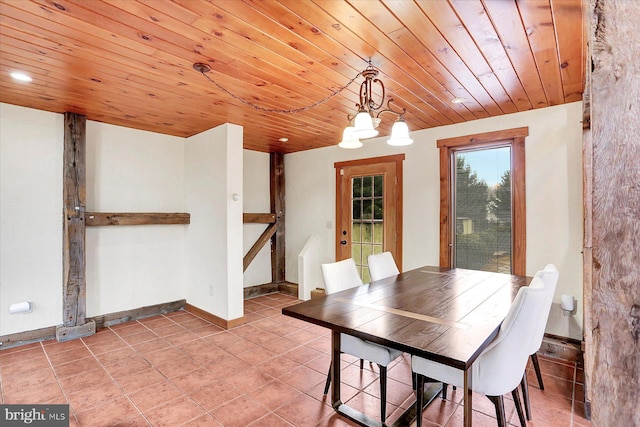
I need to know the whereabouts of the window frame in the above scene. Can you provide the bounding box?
[437,127,528,275]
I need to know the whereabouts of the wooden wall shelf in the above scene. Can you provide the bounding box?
[243,213,276,223]
[86,212,190,226]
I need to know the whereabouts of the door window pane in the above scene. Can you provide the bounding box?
[374,199,383,220]
[353,199,362,220]
[374,175,383,197]
[454,147,511,273]
[353,177,362,198]
[362,223,372,243]
[362,199,373,219]
[362,176,373,197]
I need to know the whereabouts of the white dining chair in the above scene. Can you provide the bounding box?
[412,275,551,427]
[367,251,400,281]
[520,263,559,420]
[321,258,403,424]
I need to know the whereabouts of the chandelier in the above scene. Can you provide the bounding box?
[339,63,413,148]
[193,61,413,148]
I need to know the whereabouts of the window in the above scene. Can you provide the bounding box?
[438,127,528,275]
[454,147,511,272]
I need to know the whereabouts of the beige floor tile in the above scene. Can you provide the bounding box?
[143,395,206,426]
[212,395,270,427]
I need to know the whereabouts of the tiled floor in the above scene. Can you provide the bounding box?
[1,293,590,426]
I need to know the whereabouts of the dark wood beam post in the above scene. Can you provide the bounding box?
[270,153,285,283]
[56,112,95,342]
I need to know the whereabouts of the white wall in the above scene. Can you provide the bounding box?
[1,104,246,338]
[184,125,244,321]
[242,150,272,287]
[285,102,584,340]
[85,122,186,316]
[1,104,63,335]
[0,101,583,340]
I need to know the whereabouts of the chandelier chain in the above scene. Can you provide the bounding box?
[198,69,362,114]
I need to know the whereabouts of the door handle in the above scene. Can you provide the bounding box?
[340,240,347,245]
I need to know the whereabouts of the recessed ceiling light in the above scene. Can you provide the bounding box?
[451,97,466,104]
[278,137,289,143]
[10,72,32,82]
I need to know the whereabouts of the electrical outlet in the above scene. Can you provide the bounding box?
[209,286,214,296]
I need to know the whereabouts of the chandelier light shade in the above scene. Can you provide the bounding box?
[352,108,379,139]
[387,116,414,146]
[338,126,363,149]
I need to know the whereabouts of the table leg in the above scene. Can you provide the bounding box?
[329,331,442,427]
[463,368,473,427]
[331,330,342,409]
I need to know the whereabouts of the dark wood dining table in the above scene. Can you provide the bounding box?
[282,266,531,427]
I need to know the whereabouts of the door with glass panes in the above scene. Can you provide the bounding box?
[335,156,403,283]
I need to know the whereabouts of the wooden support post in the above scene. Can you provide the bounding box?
[57,112,95,342]
[587,1,640,425]
[270,153,285,283]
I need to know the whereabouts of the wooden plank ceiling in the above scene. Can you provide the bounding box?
[0,0,585,154]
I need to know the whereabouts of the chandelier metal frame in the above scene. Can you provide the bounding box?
[351,63,407,126]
